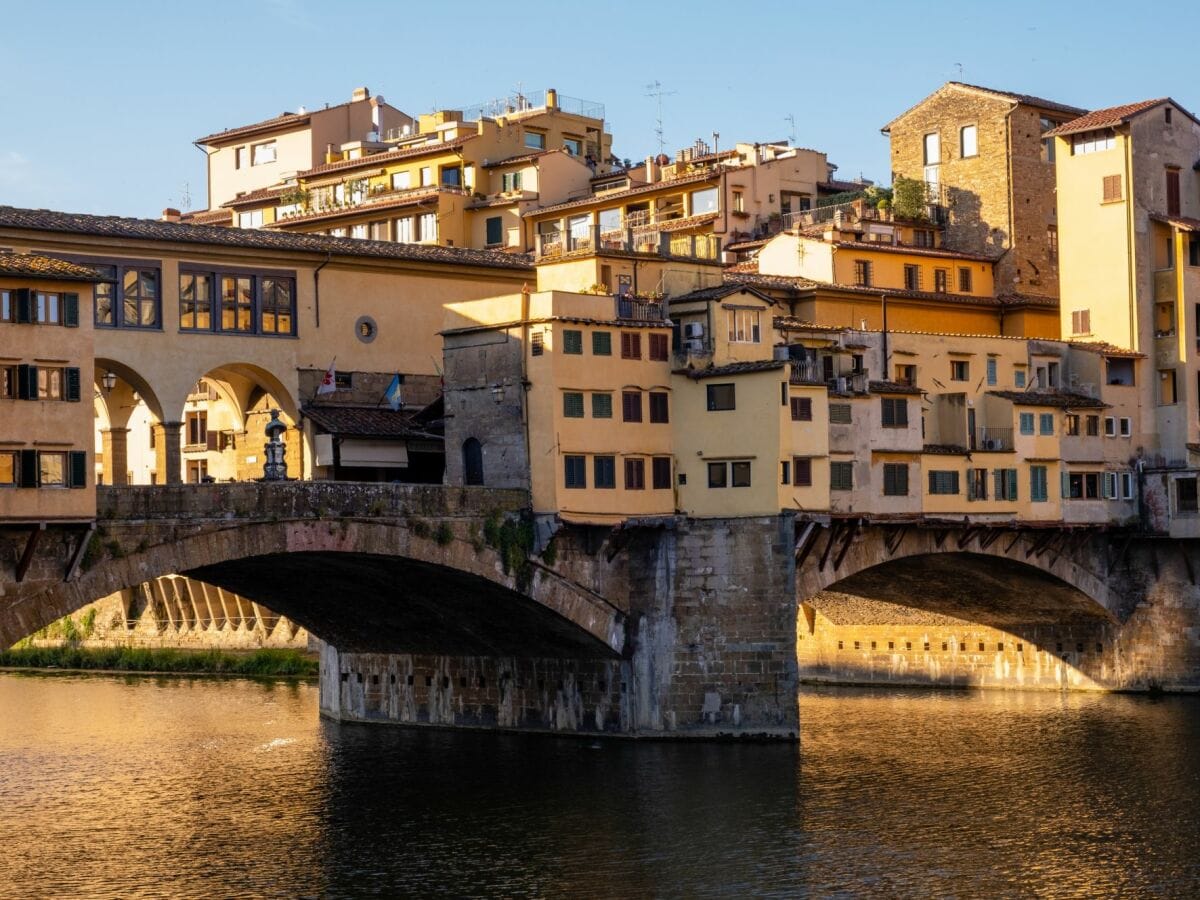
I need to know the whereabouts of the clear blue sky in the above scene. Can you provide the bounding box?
[2,0,1195,219]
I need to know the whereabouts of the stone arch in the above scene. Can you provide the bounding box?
[188,362,298,425]
[94,358,165,425]
[2,519,624,659]
[93,359,166,485]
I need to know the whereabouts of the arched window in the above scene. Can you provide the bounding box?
[462,438,483,486]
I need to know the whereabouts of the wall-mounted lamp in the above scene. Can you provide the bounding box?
[490,383,505,404]
[101,371,117,393]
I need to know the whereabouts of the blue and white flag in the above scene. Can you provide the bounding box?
[385,374,404,411]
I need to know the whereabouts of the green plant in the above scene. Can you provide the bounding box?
[81,532,104,571]
[80,608,97,638]
[411,519,431,539]
[540,538,558,567]
[105,539,125,559]
[135,538,149,554]
[59,616,81,644]
[891,175,928,221]
[434,522,454,546]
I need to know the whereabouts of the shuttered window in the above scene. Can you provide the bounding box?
[1102,174,1122,202]
[592,331,612,355]
[652,457,672,490]
[993,468,1018,501]
[883,463,909,496]
[1030,465,1048,502]
[591,393,612,418]
[624,458,646,490]
[1167,168,1181,217]
[562,329,583,354]
[648,392,669,423]
[829,403,852,424]
[564,455,586,489]
[830,462,853,491]
[881,397,908,427]
[620,332,641,359]
[648,333,669,361]
[1071,309,1091,335]
[792,457,813,487]
[622,391,642,422]
[594,455,616,489]
[790,397,813,421]
[563,392,584,418]
[928,470,959,495]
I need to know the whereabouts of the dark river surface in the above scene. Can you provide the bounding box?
[2,673,1199,898]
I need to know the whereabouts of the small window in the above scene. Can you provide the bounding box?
[727,308,761,343]
[1065,414,1080,436]
[592,393,613,419]
[830,461,853,491]
[649,392,669,424]
[883,463,909,496]
[928,470,960,495]
[1071,309,1091,335]
[652,457,672,490]
[958,267,972,293]
[563,392,584,418]
[780,460,790,485]
[622,391,642,422]
[706,383,735,411]
[624,458,646,490]
[903,265,920,291]
[1019,412,1035,435]
[829,403,852,425]
[648,333,669,361]
[485,216,503,246]
[854,260,872,287]
[621,332,641,359]
[592,331,612,355]
[960,124,978,158]
[707,462,728,488]
[986,358,997,386]
[1048,225,1059,263]
[881,397,908,427]
[564,455,586,488]
[251,141,276,165]
[1160,368,1178,405]
[562,329,583,354]
[531,332,544,356]
[923,132,940,166]
[1120,417,1132,437]
[524,131,546,150]
[731,461,752,487]
[1030,465,1048,502]
[792,457,813,487]
[934,269,948,293]
[1015,368,1026,388]
[950,360,969,381]
[1086,415,1100,437]
[1039,413,1054,435]
[1104,416,1116,437]
[790,397,813,421]
[594,455,616,489]
[1102,174,1123,203]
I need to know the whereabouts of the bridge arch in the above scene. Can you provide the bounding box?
[4,510,624,660]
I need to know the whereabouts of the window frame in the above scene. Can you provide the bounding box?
[706,383,736,411]
[179,266,297,337]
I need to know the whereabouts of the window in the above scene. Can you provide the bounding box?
[792,457,813,487]
[1178,477,1199,513]
[1104,416,1116,437]
[652,457,671,490]
[707,383,735,411]
[923,132,940,165]
[830,461,853,491]
[913,229,934,248]
[624,458,646,490]
[993,468,1019,501]
[790,397,813,421]
[1086,415,1100,437]
[883,463,909,496]
[418,212,437,242]
[563,392,584,418]
[1019,412,1035,435]
[622,391,642,422]
[260,277,293,334]
[0,450,15,486]
[707,462,727,488]
[854,260,872,287]
[251,141,276,165]
[561,137,583,156]
[186,412,208,447]
[235,146,247,169]
[957,267,972,293]
[394,217,415,243]
[501,171,522,192]
[649,392,669,423]
[1167,168,1181,217]
[370,221,388,241]
[34,292,60,324]
[1065,414,1080,436]
[903,265,921,291]
[934,268,948,293]
[483,216,504,247]
[530,332,544,356]
[221,275,254,332]
[731,461,752,487]
[592,331,612,356]
[727,308,761,343]
[562,329,583,354]
[392,171,412,191]
[733,190,744,212]
[1072,130,1116,155]
[0,365,14,399]
[564,455,586,488]
[1121,472,1134,500]
[950,360,969,382]
[524,131,546,150]
[960,125,978,158]
[895,364,917,386]
[986,358,997,386]
[186,459,208,484]
[621,332,641,359]
[1102,174,1123,202]
[594,455,616,489]
[441,166,462,187]
[881,397,908,427]
[1039,413,1054,435]
[649,333,669,361]
[37,367,63,400]
[1104,472,1118,500]
[238,210,264,229]
[689,187,719,215]
[829,403,852,424]
[1120,417,1132,437]
[1071,309,1091,335]
[928,470,959,495]
[780,460,790,485]
[591,393,612,418]
[1015,368,1026,388]
[38,451,67,487]
[1065,472,1101,500]
[1031,465,1048,502]
[1048,225,1058,263]
[420,167,433,186]
[91,264,159,329]
[1160,368,1178,405]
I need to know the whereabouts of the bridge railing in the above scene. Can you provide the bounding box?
[97,482,529,521]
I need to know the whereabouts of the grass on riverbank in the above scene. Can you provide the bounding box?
[0,646,318,677]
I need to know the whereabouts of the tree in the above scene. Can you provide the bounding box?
[891,176,928,221]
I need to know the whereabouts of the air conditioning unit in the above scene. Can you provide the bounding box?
[685,339,705,354]
[984,438,998,451]
[773,345,790,361]
[835,377,848,394]
[684,322,705,339]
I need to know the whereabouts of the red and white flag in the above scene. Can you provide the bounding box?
[317,359,337,395]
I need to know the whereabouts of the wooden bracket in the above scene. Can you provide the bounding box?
[65,523,96,583]
[832,518,859,571]
[818,520,843,571]
[15,523,46,583]
[794,521,819,569]
[885,526,908,556]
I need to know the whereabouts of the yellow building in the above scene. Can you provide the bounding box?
[1,253,100,523]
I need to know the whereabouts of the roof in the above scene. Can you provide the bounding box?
[481,148,571,169]
[997,291,1060,309]
[772,316,850,333]
[0,252,105,282]
[298,135,478,180]
[1044,99,1182,137]
[302,404,440,439]
[674,360,786,379]
[870,380,923,395]
[222,186,287,209]
[670,283,775,305]
[818,179,869,194]
[180,208,233,226]
[529,170,717,218]
[195,110,313,146]
[728,271,1016,307]
[1151,213,1200,232]
[262,186,451,228]
[1068,340,1145,359]
[987,390,1108,409]
[0,206,533,271]
[829,240,999,263]
[655,212,720,234]
[882,82,1086,133]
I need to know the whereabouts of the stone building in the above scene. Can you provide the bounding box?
[882,82,1086,301]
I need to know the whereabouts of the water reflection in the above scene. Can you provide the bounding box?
[1,674,1199,897]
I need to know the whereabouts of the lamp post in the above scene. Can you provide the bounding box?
[101,371,117,393]
[261,409,289,481]
[490,383,505,404]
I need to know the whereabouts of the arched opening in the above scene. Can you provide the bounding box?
[799,553,1119,691]
[93,359,166,485]
[462,438,484,485]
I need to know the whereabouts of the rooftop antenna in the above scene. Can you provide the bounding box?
[180,182,192,212]
[514,80,525,109]
[785,114,796,146]
[645,80,676,156]
[954,62,964,80]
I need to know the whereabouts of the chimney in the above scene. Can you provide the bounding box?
[351,86,370,103]
[161,208,182,223]
[370,95,384,133]
[546,88,558,110]
[645,155,657,184]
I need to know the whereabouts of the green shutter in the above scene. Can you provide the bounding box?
[65,367,81,402]
[1007,469,1018,501]
[993,469,1004,500]
[63,292,79,327]
[68,450,87,488]
[14,288,32,324]
[1061,471,1070,498]
[18,449,37,487]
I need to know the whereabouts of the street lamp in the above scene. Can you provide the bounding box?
[490,383,505,404]
[101,371,117,393]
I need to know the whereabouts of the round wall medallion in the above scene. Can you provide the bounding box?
[355,315,377,343]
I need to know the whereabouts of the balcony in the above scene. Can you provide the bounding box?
[972,426,1013,451]
[535,224,720,262]
[616,296,666,321]
[789,360,824,384]
[1155,269,1178,303]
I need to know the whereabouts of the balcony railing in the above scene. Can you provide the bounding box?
[536,225,719,261]
[616,296,666,321]
[972,426,1014,451]
[789,360,823,384]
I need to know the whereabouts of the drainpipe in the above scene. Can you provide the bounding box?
[1122,130,1137,352]
[880,293,889,379]
[1003,104,1017,290]
[519,284,534,496]
[313,251,331,327]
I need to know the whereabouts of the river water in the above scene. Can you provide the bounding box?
[1,674,1198,898]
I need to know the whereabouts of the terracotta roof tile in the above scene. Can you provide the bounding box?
[302,404,440,439]
[1044,99,1172,136]
[222,186,286,209]
[675,360,786,379]
[481,148,571,168]
[299,136,478,179]
[671,283,774,304]
[529,170,717,218]
[1068,340,1145,359]
[180,208,234,226]
[0,206,533,271]
[1150,213,1200,232]
[870,380,923,395]
[987,390,1107,409]
[195,110,313,146]
[829,240,999,263]
[0,252,105,282]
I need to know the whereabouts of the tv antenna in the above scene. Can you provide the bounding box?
[645,80,676,155]
[180,182,192,212]
[954,62,964,80]
[785,113,797,146]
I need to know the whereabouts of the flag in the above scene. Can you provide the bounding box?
[317,359,337,395]
[385,374,404,411]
